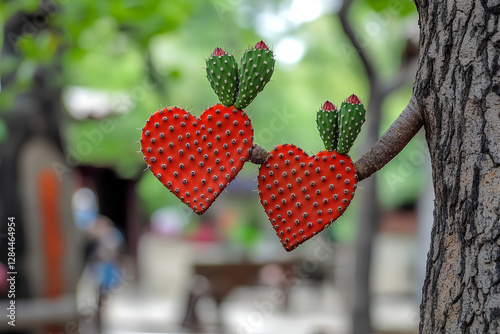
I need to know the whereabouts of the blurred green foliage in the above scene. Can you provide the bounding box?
[365,0,416,16]
[1,0,421,242]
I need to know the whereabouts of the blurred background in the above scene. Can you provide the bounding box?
[0,0,432,333]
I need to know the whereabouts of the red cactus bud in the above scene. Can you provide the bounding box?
[255,40,269,50]
[322,101,336,111]
[212,47,227,56]
[346,94,361,104]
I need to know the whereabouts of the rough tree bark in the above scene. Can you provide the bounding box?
[416,1,500,332]
[353,0,500,332]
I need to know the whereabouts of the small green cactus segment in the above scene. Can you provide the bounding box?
[337,94,366,154]
[234,41,275,110]
[206,47,239,107]
[316,101,338,151]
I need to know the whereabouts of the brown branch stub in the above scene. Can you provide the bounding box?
[249,144,270,164]
[354,98,424,182]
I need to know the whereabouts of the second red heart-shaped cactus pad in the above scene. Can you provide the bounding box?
[141,105,254,214]
[258,144,357,251]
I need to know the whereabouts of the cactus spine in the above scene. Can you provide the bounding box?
[234,41,275,110]
[316,101,339,151]
[206,47,239,107]
[336,94,366,154]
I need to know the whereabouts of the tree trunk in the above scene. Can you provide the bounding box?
[351,86,383,334]
[415,1,500,332]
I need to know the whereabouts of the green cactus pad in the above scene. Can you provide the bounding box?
[206,48,239,107]
[336,94,366,154]
[316,101,338,151]
[234,41,275,110]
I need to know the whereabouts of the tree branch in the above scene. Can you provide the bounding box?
[338,0,377,82]
[354,97,423,182]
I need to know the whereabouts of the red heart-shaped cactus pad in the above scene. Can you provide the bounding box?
[258,144,357,251]
[141,105,254,214]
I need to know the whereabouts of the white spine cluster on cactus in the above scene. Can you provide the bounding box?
[316,95,366,155]
[234,41,275,110]
[206,48,239,107]
[336,95,366,154]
